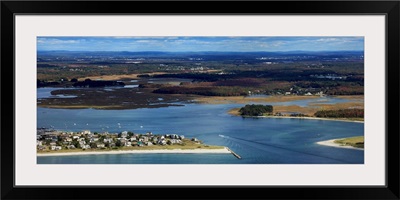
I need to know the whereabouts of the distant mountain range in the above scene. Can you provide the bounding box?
[37,50,364,57]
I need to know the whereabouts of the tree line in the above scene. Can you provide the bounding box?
[314,109,364,118]
[239,104,273,116]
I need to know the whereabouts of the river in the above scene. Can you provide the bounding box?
[37,88,364,164]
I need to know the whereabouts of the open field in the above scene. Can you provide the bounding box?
[78,72,167,81]
[195,95,320,104]
[38,88,193,109]
[227,100,364,122]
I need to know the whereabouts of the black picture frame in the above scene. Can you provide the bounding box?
[1,1,399,199]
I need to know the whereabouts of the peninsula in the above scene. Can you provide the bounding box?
[37,129,230,156]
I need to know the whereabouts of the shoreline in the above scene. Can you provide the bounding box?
[316,139,364,150]
[257,115,364,123]
[37,148,231,157]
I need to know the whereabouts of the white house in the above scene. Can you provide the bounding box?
[121,131,128,138]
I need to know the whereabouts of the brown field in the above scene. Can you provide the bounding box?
[195,95,319,104]
[227,100,365,122]
[227,108,241,116]
[78,72,167,81]
[37,88,193,110]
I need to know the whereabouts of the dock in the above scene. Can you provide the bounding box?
[226,148,242,159]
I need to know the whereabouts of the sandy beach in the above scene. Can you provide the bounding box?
[316,139,364,150]
[37,148,231,157]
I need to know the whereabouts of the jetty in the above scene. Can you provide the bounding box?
[227,147,242,159]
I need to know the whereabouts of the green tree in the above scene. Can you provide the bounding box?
[116,140,122,147]
[90,143,98,149]
[128,131,134,137]
[239,104,273,116]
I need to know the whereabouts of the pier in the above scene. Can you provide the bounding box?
[226,148,242,159]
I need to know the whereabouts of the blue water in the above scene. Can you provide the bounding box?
[37,88,364,164]
[37,87,78,99]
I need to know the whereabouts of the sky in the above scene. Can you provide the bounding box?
[37,36,364,52]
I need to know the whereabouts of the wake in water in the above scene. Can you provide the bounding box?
[219,134,355,164]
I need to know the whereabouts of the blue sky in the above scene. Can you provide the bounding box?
[37,36,364,52]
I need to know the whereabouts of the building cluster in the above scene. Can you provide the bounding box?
[37,129,196,151]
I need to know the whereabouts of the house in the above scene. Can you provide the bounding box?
[191,138,199,142]
[126,142,132,147]
[36,141,42,146]
[55,146,62,150]
[37,146,46,151]
[73,136,80,140]
[96,143,105,148]
[90,138,99,143]
[64,137,73,142]
[82,130,91,135]
[158,140,167,145]
[104,138,113,143]
[130,137,137,142]
[146,132,152,136]
[120,138,127,144]
[121,131,128,138]
[179,135,185,140]
[51,146,56,150]
[170,134,179,139]
[169,139,182,144]
[285,92,291,95]
[67,145,76,149]
[100,132,109,136]
[50,142,57,146]
[304,92,312,96]
[146,142,153,146]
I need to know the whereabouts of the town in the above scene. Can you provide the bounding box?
[37,128,201,152]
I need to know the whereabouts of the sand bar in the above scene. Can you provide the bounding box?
[37,148,231,157]
[316,139,364,150]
